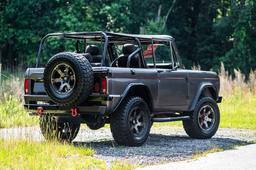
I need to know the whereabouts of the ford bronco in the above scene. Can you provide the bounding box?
[24,32,222,146]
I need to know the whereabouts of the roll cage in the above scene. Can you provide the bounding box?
[36,32,181,69]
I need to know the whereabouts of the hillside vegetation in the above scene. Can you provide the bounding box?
[0,0,255,76]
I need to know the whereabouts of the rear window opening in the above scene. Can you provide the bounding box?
[39,38,107,67]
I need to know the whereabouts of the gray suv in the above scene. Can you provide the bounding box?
[24,32,222,146]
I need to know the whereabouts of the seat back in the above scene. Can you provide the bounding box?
[116,44,141,68]
[85,45,102,63]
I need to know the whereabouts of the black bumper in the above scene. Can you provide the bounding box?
[24,94,107,116]
[24,104,107,116]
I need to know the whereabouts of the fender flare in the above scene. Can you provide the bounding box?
[188,82,217,111]
[111,83,153,113]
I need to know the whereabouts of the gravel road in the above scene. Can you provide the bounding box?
[0,126,255,166]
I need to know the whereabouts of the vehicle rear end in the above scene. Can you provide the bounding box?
[24,67,110,117]
[23,32,114,118]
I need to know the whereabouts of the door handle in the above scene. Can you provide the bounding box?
[130,69,136,75]
[157,70,164,73]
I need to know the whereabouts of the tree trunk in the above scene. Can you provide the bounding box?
[162,0,177,30]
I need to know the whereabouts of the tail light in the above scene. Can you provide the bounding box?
[24,79,29,94]
[101,77,107,94]
[93,77,107,94]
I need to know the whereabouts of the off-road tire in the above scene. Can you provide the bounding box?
[39,115,80,143]
[183,97,220,139]
[110,97,151,146]
[86,117,105,130]
[44,52,93,106]
[86,122,105,130]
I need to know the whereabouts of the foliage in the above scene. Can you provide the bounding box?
[221,0,256,76]
[0,76,37,128]
[0,95,37,128]
[0,139,106,170]
[219,89,256,129]
[218,63,256,129]
[0,0,255,75]
[192,147,224,160]
[111,161,135,170]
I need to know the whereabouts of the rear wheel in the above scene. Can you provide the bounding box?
[183,97,220,139]
[110,97,151,146]
[39,115,80,143]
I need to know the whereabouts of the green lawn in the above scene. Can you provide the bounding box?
[219,90,256,129]
[0,139,135,170]
[0,139,106,170]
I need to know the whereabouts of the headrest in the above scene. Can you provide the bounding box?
[122,44,137,55]
[85,45,100,56]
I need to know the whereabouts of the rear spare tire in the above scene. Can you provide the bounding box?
[44,52,93,106]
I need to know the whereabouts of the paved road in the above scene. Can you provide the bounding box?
[138,144,256,170]
[0,126,255,165]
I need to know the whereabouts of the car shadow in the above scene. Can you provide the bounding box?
[73,133,253,162]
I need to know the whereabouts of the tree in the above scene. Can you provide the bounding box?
[221,0,256,76]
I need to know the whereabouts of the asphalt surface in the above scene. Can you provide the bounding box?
[138,144,256,170]
[0,126,255,166]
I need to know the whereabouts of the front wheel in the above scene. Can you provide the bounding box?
[183,97,220,139]
[39,115,80,143]
[110,97,151,146]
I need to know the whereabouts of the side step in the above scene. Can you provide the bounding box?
[152,116,190,122]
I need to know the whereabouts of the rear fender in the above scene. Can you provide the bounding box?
[188,82,217,111]
[111,83,153,113]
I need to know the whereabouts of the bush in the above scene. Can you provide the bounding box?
[0,76,37,128]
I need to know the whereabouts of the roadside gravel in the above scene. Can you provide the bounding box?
[0,125,255,165]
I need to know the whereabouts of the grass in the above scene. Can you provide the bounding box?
[0,95,38,128]
[153,90,256,130]
[0,66,255,169]
[0,139,135,170]
[111,161,136,170]
[219,89,256,129]
[0,139,106,170]
[192,147,224,160]
[0,75,38,128]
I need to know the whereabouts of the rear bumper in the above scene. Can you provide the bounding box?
[24,104,107,116]
[24,94,121,116]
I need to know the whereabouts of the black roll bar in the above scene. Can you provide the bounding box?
[36,32,108,67]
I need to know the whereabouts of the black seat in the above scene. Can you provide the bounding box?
[116,44,141,68]
[85,45,102,63]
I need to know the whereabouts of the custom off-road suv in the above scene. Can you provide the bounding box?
[24,32,222,146]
